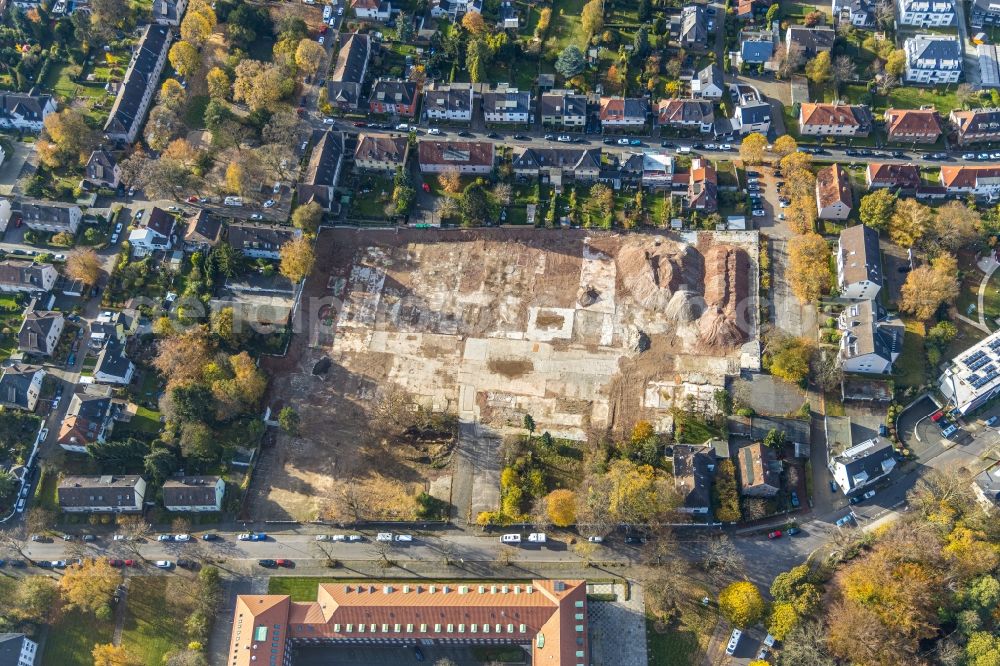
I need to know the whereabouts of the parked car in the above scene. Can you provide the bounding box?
[124,559,137,567]
[157,534,173,542]
[986,415,999,427]
[628,138,643,146]
[258,559,277,568]
[315,534,332,541]
[835,515,854,527]
[726,628,742,656]
[941,424,958,438]
[108,558,125,567]
[177,559,195,569]
[427,128,441,135]
[557,135,572,142]
[376,533,393,542]
[587,536,604,543]
[790,491,800,508]
[394,534,413,542]
[500,534,521,544]
[82,534,96,542]
[154,560,173,569]
[275,559,293,567]
[422,182,431,192]
[767,530,783,539]
[51,560,67,568]
[201,533,220,541]
[786,527,801,536]
[174,534,191,542]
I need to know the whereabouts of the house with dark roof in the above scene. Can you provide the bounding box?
[897,0,955,26]
[482,87,531,123]
[58,475,146,513]
[89,309,138,348]
[949,108,1000,144]
[829,436,896,494]
[512,147,602,187]
[211,272,299,327]
[599,97,649,128]
[540,90,588,127]
[354,134,410,172]
[972,0,1000,27]
[227,223,302,260]
[184,210,222,249]
[369,79,419,117]
[785,25,835,58]
[884,108,943,143]
[298,130,344,209]
[904,34,962,84]
[657,99,715,133]
[351,0,391,20]
[85,149,121,189]
[738,442,781,496]
[834,0,876,27]
[418,140,495,174]
[103,24,172,144]
[162,475,225,511]
[226,580,588,666]
[837,224,882,300]
[153,0,187,25]
[736,28,776,66]
[688,158,717,212]
[673,444,716,515]
[423,82,474,122]
[0,632,38,666]
[94,339,134,385]
[0,90,56,132]
[866,163,921,189]
[328,33,371,110]
[58,388,119,453]
[733,101,771,135]
[18,309,64,357]
[816,164,852,220]
[0,364,44,412]
[127,206,176,256]
[0,261,56,294]
[680,5,708,49]
[839,299,903,373]
[19,200,81,234]
[798,102,872,137]
[691,64,725,99]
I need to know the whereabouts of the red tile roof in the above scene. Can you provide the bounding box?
[941,165,1000,189]
[884,108,942,138]
[816,164,852,210]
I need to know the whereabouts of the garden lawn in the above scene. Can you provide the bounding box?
[549,0,590,51]
[118,405,162,436]
[120,576,193,665]
[42,607,114,666]
[645,592,716,666]
[894,318,927,390]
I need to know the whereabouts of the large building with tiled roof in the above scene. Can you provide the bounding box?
[815,164,852,220]
[949,108,1000,144]
[884,108,942,143]
[227,579,588,666]
[798,102,872,137]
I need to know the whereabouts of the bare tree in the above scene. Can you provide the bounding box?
[171,517,192,534]
[0,524,34,562]
[373,541,394,569]
[702,534,745,584]
[497,545,518,566]
[114,516,152,560]
[875,0,895,29]
[831,55,856,92]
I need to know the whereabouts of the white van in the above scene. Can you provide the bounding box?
[223,196,243,207]
[726,628,742,656]
[500,534,521,544]
[676,146,692,154]
[376,532,393,542]
[527,533,546,543]
[394,534,413,542]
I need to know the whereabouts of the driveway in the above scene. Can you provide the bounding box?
[0,139,32,195]
[769,238,819,337]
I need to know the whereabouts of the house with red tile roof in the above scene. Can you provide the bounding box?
[884,108,942,143]
[866,163,921,190]
[940,165,1000,196]
[599,97,650,128]
[798,102,872,137]
[688,158,717,212]
[949,108,1000,145]
[816,164,852,220]
[227,580,589,666]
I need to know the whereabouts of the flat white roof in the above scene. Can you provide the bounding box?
[940,328,1000,410]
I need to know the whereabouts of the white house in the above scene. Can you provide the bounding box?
[904,34,962,84]
[127,207,175,256]
[351,0,392,20]
[816,164,853,220]
[830,437,897,494]
[0,261,57,294]
[482,87,531,124]
[423,82,474,122]
[837,224,883,300]
[0,91,56,132]
[0,365,45,412]
[93,340,135,385]
[940,328,1000,414]
[162,475,225,512]
[691,64,725,100]
[18,309,64,357]
[58,475,146,513]
[833,0,876,27]
[940,165,1000,196]
[19,201,82,234]
[0,633,39,666]
[839,300,903,374]
[897,0,955,26]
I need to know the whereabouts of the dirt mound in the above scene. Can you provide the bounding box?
[535,312,566,329]
[617,238,705,311]
[488,359,534,378]
[697,245,750,348]
[579,287,600,307]
[664,290,702,324]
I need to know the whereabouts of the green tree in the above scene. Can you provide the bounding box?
[555,45,585,79]
[770,336,814,385]
[291,201,323,234]
[858,189,896,232]
[632,26,649,59]
[763,428,786,450]
[278,407,300,435]
[719,581,766,628]
[765,3,780,23]
[460,183,491,227]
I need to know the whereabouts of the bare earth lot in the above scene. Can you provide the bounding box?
[250,229,759,523]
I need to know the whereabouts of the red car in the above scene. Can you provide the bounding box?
[14,215,22,227]
[124,559,136,567]
[930,410,944,422]
[353,121,367,127]
[767,530,783,540]
[422,182,431,192]
[107,558,124,567]
[186,195,198,203]
[276,559,292,567]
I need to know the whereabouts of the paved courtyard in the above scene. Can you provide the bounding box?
[587,582,647,666]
